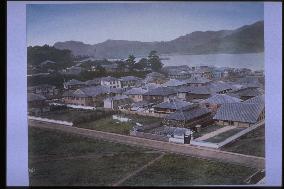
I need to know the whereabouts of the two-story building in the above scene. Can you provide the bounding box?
[100,76,121,89]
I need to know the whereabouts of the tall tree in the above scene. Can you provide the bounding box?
[148,50,163,72]
[126,54,136,70]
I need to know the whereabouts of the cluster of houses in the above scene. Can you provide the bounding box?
[27,64,265,143]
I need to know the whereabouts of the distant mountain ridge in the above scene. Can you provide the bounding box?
[53,20,264,59]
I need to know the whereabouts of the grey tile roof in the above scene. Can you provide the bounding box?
[143,87,177,96]
[184,76,211,84]
[153,99,193,110]
[101,76,118,82]
[244,95,265,105]
[124,87,147,95]
[165,107,211,121]
[28,93,46,102]
[62,90,76,97]
[132,100,152,108]
[202,94,242,105]
[213,102,264,123]
[84,79,101,86]
[163,79,186,87]
[73,86,110,97]
[105,95,130,102]
[119,76,141,81]
[230,87,264,97]
[178,86,211,95]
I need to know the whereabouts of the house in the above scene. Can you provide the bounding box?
[101,63,119,72]
[144,72,167,84]
[28,93,50,116]
[123,87,147,102]
[153,99,194,114]
[201,94,242,112]
[163,106,213,129]
[63,79,86,90]
[27,84,58,99]
[100,76,121,88]
[63,85,123,107]
[228,87,264,100]
[167,70,191,80]
[178,86,211,101]
[39,60,56,68]
[119,76,142,89]
[62,66,84,75]
[213,96,265,127]
[104,95,132,110]
[184,76,212,87]
[190,67,213,79]
[143,87,178,104]
[162,79,186,87]
[129,101,153,112]
[84,78,102,87]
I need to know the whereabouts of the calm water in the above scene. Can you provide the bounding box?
[160,53,264,71]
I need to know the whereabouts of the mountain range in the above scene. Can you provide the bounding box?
[53,20,264,59]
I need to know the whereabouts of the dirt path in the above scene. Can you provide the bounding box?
[112,153,165,186]
[29,120,265,169]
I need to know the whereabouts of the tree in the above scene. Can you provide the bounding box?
[126,54,136,70]
[148,50,163,72]
[135,58,148,70]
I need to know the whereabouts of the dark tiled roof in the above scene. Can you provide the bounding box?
[124,87,147,95]
[165,107,211,121]
[101,76,118,82]
[40,60,56,65]
[230,87,264,97]
[178,86,211,95]
[143,87,177,96]
[62,90,76,97]
[244,95,265,105]
[184,76,211,84]
[153,99,193,110]
[163,79,186,87]
[213,102,264,123]
[28,93,46,102]
[202,94,242,105]
[119,76,141,81]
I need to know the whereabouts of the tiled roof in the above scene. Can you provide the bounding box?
[105,95,129,102]
[230,87,264,97]
[62,90,76,97]
[165,107,211,121]
[143,87,177,96]
[84,79,101,86]
[101,76,118,82]
[153,99,193,110]
[40,60,56,65]
[163,79,186,87]
[244,95,265,105]
[213,102,264,123]
[178,86,211,95]
[119,76,141,81]
[124,87,147,95]
[202,94,242,105]
[28,93,46,102]
[184,76,211,84]
[73,86,110,98]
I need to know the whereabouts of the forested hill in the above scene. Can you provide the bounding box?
[53,20,264,59]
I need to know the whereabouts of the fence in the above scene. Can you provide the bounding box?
[130,131,169,142]
[191,121,263,149]
[49,103,96,110]
[120,109,166,118]
[28,116,73,126]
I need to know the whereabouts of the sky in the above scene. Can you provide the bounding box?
[27,2,264,46]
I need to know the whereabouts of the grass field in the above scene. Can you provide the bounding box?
[40,109,93,122]
[122,154,257,186]
[77,116,134,135]
[29,126,258,186]
[193,125,224,138]
[221,126,265,157]
[29,127,160,186]
[204,128,245,143]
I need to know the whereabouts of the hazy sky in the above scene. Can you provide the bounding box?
[27,2,264,46]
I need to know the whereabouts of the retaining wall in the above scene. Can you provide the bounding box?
[28,116,73,126]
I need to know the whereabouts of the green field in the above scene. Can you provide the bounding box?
[204,128,245,143]
[122,154,257,186]
[40,109,93,122]
[221,126,265,157]
[193,125,224,139]
[29,127,160,186]
[29,126,258,186]
[77,116,134,135]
